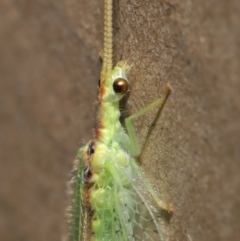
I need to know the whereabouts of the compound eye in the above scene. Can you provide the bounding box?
[113,78,128,95]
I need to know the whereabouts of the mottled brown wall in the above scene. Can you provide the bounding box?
[0,1,239,241]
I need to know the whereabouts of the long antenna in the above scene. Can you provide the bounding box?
[101,0,113,78]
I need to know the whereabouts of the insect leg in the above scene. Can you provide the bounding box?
[124,83,171,157]
[125,83,173,213]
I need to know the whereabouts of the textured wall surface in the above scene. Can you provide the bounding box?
[1,1,240,241]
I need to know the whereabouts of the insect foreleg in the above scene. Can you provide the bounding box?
[124,83,171,157]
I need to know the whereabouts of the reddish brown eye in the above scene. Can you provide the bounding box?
[113,78,128,95]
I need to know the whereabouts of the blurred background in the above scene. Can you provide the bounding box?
[0,1,240,241]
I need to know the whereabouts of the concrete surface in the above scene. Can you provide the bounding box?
[0,0,240,241]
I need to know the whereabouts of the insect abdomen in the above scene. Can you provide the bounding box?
[88,141,136,241]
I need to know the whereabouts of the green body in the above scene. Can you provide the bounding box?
[70,62,171,241]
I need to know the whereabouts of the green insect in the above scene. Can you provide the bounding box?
[69,0,172,240]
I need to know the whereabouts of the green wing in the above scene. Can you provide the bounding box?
[128,158,166,241]
[70,147,85,241]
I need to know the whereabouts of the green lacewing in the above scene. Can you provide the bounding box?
[68,1,172,240]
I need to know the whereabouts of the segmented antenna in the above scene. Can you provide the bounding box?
[101,0,113,78]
